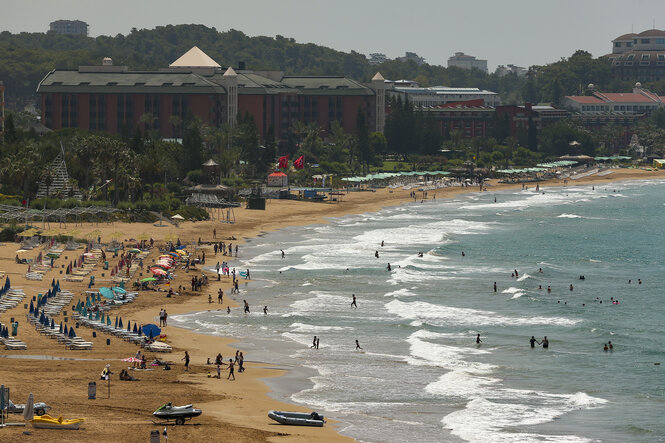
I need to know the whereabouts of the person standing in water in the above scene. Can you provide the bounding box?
[541,336,549,349]
[351,294,357,309]
[530,336,538,348]
[493,282,497,292]
[476,334,482,344]
[387,263,391,271]
[311,336,317,348]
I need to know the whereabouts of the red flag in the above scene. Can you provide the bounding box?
[278,155,289,169]
[293,155,304,169]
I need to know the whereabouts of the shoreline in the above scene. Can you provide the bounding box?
[0,167,663,442]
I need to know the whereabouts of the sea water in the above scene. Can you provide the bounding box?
[172,180,665,443]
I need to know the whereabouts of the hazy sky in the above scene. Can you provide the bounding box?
[2,0,665,71]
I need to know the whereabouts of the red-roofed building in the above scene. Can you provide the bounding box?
[564,84,664,115]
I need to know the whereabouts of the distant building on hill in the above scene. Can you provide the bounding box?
[447,52,488,73]
[368,53,388,65]
[609,29,665,82]
[49,19,89,36]
[397,52,426,65]
[36,46,387,141]
[495,64,527,77]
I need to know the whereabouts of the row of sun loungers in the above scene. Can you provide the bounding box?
[27,313,94,350]
[42,290,75,316]
[112,250,150,284]
[73,315,172,352]
[1,336,27,350]
[0,288,26,313]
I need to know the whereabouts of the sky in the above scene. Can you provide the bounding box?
[2,0,665,72]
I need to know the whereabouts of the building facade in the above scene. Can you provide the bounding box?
[36,47,385,142]
[418,100,495,139]
[609,29,665,81]
[49,20,89,36]
[387,84,501,108]
[447,52,488,73]
[564,84,664,115]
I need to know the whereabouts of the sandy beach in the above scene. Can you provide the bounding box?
[0,167,663,442]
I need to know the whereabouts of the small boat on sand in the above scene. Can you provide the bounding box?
[268,410,325,427]
[29,414,84,430]
[153,403,202,425]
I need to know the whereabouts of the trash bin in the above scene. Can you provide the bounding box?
[92,331,97,338]
[150,430,160,443]
[106,339,111,346]
[12,322,18,336]
[88,381,96,400]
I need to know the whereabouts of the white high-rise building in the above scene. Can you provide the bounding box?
[447,52,488,73]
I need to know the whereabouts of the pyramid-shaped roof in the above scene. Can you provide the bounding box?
[372,72,385,81]
[170,46,221,68]
[223,66,237,77]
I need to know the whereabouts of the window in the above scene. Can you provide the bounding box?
[615,42,622,47]
[657,38,665,44]
[642,54,650,61]
[641,39,651,44]
[627,54,635,60]
[627,42,633,47]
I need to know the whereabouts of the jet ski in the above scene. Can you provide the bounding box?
[153,403,202,425]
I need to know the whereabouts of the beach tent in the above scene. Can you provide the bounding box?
[142,324,161,338]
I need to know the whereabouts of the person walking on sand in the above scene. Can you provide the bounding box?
[227,359,235,380]
[182,351,190,371]
[355,340,362,350]
[351,294,357,309]
[218,288,223,304]
[163,310,168,326]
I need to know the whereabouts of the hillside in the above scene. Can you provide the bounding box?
[0,24,527,107]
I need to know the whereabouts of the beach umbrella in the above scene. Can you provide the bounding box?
[150,268,167,276]
[141,324,160,338]
[112,287,126,295]
[95,310,100,321]
[63,325,68,335]
[68,327,76,338]
[88,311,93,320]
[138,325,143,336]
[50,318,55,329]
[128,248,141,254]
[118,317,123,329]
[29,301,34,314]
[127,320,131,332]
[133,323,138,334]
[99,287,114,299]
[4,276,10,290]
[107,315,111,326]
[149,329,154,340]
[140,277,157,283]
[59,323,63,334]
[23,393,34,421]
[51,278,55,287]
[114,316,118,328]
